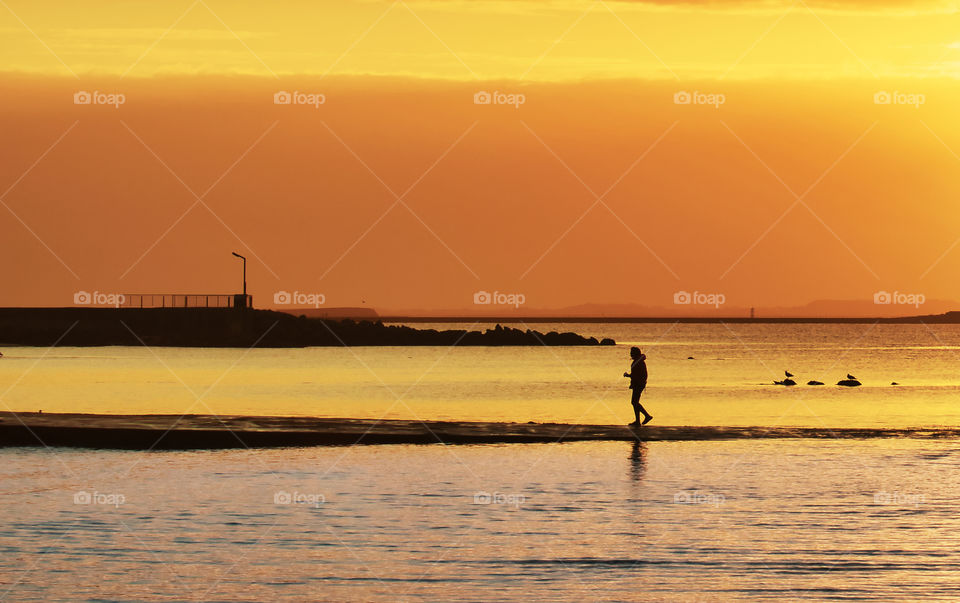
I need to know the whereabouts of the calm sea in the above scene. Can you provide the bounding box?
[2,323,960,600]
[2,322,960,427]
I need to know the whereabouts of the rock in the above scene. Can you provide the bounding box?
[891,382,899,386]
[687,356,695,360]
[774,379,797,386]
[600,338,615,346]
[837,379,861,387]
[807,380,824,386]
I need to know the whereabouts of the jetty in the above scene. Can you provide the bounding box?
[0,308,613,347]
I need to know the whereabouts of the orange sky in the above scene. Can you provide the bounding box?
[2,0,959,315]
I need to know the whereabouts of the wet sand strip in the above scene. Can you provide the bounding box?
[2,412,960,450]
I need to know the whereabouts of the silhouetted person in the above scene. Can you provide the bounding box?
[623,346,652,426]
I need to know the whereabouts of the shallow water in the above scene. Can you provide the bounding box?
[2,439,959,601]
[2,322,960,427]
[4,323,960,600]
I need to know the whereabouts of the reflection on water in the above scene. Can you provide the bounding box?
[3,439,960,600]
[3,323,960,427]
[630,440,647,482]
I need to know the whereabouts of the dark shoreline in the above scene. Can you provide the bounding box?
[0,308,613,347]
[2,412,959,450]
[380,312,960,324]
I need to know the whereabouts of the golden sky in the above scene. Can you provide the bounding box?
[2,0,959,314]
[3,0,959,79]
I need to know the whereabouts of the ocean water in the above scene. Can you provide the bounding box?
[2,439,959,601]
[3,323,960,601]
[2,322,960,427]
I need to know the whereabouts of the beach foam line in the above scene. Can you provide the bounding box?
[1,412,960,450]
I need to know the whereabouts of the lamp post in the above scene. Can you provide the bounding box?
[232,252,247,307]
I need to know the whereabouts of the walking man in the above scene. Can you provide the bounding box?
[623,347,653,426]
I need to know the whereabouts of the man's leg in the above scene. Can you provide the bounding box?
[630,389,642,424]
[635,387,653,424]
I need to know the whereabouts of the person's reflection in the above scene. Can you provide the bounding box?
[629,439,647,482]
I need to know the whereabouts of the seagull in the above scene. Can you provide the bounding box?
[785,370,794,378]
[847,373,856,380]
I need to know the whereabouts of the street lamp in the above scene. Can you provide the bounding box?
[231,252,247,296]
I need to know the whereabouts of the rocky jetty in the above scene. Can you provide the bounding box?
[0,308,614,348]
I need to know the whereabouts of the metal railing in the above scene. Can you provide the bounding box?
[119,294,252,309]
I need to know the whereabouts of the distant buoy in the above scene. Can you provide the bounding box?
[891,382,899,386]
[687,356,695,360]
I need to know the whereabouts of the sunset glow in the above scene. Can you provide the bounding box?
[2,0,959,314]
[7,3,960,599]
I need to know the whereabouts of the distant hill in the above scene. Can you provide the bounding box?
[276,307,379,320]
[380,298,960,320]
